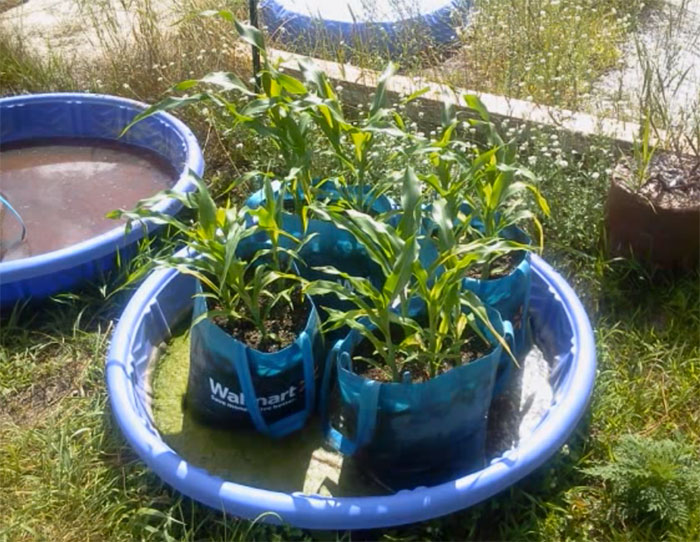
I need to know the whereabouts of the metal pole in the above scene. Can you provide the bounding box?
[249,0,261,93]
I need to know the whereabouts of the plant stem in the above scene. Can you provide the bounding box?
[480,260,492,281]
[427,305,439,379]
[381,313,399,382]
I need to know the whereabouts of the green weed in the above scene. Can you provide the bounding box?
[585,435,700,534]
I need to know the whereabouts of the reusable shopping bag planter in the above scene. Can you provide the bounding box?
[306,184,519,489]
[246,180,395,312]
[186,280,324,437]
[463,225,533,391]
[111,175,324,438]
[321,305,513,490]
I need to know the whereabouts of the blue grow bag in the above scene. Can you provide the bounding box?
[321,305,511,490]
[244,180,394,290]
[106,254,595,530]
[187,280,323,438]
[0,93,204,307]
[261,0,472,56]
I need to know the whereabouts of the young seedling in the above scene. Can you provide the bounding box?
[306,166,509,381]
[109,174,308,346]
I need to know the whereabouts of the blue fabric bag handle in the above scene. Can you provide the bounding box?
[496,318,517,394]
[232,329,316,438]
[319,340,343,440]
[321,340,381,455]
[502,319,515,360]
[0,192,27,251]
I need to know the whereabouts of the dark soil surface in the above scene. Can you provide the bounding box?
[209,290,310,353]
[623,153,700,209]
[353,331,492,383]
[465,250,523,280]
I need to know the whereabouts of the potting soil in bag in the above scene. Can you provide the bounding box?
[186,284,323,438]
[322,306,511,489]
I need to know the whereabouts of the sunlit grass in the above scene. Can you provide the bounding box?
[449,0,648,108]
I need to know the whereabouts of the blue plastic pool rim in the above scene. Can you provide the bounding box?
[0,92,204,284]
[106,253,596,530]
[262,0,459,24]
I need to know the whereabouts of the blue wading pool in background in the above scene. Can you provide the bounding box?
[106,253,596,530]
[0,93,204,308]
[260,0,473,55]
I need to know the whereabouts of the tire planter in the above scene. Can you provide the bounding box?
[605,172,700,270]
[320,306,512,490]
[0,93,204,308]
[260,0,472,56]
[106,253,595,530]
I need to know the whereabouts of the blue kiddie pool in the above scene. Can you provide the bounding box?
[261,0,472,56]
[0,93,204,308]
[106,253,596,530]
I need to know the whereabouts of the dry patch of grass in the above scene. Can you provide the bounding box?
[444,0,647,108]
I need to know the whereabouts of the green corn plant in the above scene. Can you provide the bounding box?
[122,12,425,217]
[462,95,549,244]
[304,166,423,381]
[121,14,324,217]
[425,194,519,366]
[305,166,508,381]
[409,239,514,377]
[631,52,660,190]
[632,110,658,190]
[108,174,306,343]
[295,58,424,210]
[119,13,390,210]
[244,175,303,274]
[417,96,549,279]
[305,207,418,381]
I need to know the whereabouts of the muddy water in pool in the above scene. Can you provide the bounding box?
[0,140,177,261]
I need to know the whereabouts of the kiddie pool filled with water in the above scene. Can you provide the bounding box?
[106,252,596,530]
[0,93,204,307]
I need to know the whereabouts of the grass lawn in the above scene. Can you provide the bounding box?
[1,2,699,540]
